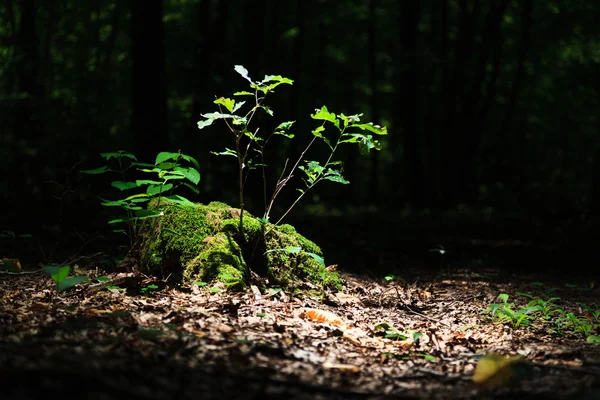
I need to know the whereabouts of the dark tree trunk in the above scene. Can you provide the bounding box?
[396,0,424,208]
[130,0,168,163]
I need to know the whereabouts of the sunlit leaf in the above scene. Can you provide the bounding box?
[214,97,235,112]
[57,276,89,292]
[472,354,528,388]
[234,65,252,83]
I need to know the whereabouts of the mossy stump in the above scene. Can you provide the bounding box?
[136,200,341,290]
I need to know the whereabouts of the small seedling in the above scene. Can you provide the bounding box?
[42,264,89,292]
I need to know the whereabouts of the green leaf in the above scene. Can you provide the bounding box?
[57,276,89,292]
[178,154,200,169]
[96,276,111,282]
[305,252,325,266]
[323,169,350,184]
[211,148,238,157]
[261,75,293,85]
[174,167,200,185]
[193,281,208,286]
[232,101,246,113]
[81,166,110,174]
[233,91,253,96]
[135,179,162,187]
[234,65,252,83]
[311,106,339,129]
[311,126,331,149]
[111,181,138,191]
[214,97,236,113]
[147,183,172,196]
[155,152,180,164]
[163,195,196,207]
[197,119,214,129]
[42,264,70,284]
[587,335,600,344]
[351,122,388,135]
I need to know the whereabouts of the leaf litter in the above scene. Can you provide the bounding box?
[1,266,600,399]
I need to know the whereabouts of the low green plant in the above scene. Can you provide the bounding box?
[140,284,159,294]
[518,292,562,320]
[481,293,540,329]
[42,264,89,292]
[557,313,596,338]
[82,150,200,248]
[197,65,386,240]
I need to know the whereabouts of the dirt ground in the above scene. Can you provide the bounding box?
[2,259,600,400]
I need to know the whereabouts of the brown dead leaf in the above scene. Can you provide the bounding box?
[304,309,345,327]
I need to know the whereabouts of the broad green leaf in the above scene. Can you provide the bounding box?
[147,183,172,196]
[178,154,200,169]
[214,97,235,113]
[234,91,253,96]
[275,121,295,135]
[125,193,151,201]
[136,179,162,186]
[201,112,236,120]
[163,195,196,207]
[42,264,70,285]
[323,169,349,184]
[193,281,208,286]
[155,152,180,164]
[587,335,600,344]
[339,113,362,126]
[234,65,252,83]
[81,166,110,174]
[0,230,15,238]
[57,276,89,292]
[305,252,324,266]
[351,122,388,135]
[111,181,138,191]
[261,75,293,85]
[197,119,214,129]
[17,234,32,238]
[311,106,339,128]
[96,276,111,282]
[174,167,201,185]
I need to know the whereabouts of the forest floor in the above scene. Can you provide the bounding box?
[2,258,600,399]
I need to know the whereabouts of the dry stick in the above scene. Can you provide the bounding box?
[380,285,451,328]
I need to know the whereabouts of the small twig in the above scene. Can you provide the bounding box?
[0,268,43,275]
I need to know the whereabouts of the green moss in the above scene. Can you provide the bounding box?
[136,200,341,291]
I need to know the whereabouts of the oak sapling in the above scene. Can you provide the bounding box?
[197,65,387,256]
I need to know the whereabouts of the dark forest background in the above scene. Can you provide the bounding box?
[1,0,599,272]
